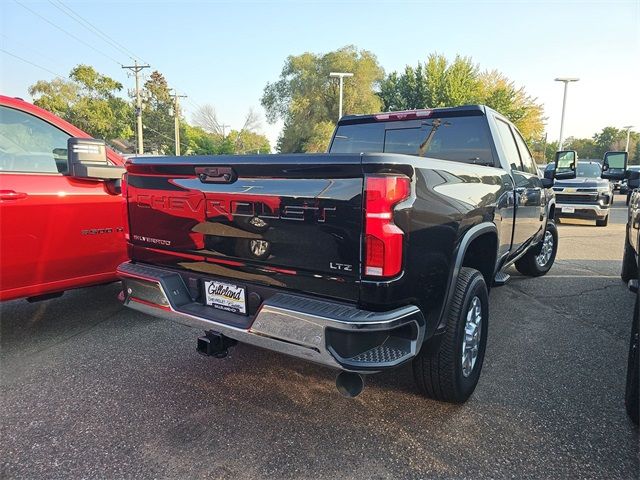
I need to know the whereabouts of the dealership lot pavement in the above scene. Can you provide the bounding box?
[1,196,638,479]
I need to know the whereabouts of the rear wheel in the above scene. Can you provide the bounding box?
[515,221,558,277]
[596,215,609,227]
[413,267,488,403]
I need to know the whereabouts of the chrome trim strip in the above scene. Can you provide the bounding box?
[555,203,609,216]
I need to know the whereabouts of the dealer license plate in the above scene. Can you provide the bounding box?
[562,207,575,213]
[204,280,246,314]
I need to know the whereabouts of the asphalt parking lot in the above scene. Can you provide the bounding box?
[1,196,638,479]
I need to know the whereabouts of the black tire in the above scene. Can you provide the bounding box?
[625,296,639,426]
[596,215,609,227]
[621,233,638,283]
[413,267,489,403]
[515,221,558,277]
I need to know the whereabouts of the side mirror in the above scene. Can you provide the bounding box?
[541,176,554,188]
[628,170,640,190]
[67,138,124,180]
[601,151,628,181]
[554,150,577,180]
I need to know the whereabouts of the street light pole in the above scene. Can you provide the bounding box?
[623,125,634,152]
[555,77,579,150]
[329,72,354,120]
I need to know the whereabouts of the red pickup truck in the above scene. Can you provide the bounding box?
[0,95,127,301]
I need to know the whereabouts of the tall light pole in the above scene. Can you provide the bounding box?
[555,77,579,150]
[623,125,634,152]
[329,72,353,120]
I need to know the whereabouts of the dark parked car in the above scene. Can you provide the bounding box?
[112,105,572,403]
[547,160,613,226]
[621,165,640,201]
[602,151,639,425]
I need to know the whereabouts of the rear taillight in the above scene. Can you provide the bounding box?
[363,175,410,278]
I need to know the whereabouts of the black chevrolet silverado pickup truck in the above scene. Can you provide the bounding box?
[114,105,572,403]
[603,151,640,425]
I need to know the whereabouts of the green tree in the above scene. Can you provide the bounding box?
[544,140,559,163]
[593,127,626,156]
[304,121,336,153]
[29,65,133,141]
[261,45,384,153]
[378,54,544,141]
[632,141,640,165]
[141,71,175,154]
[563,137,599,159]
[228,129,271,154]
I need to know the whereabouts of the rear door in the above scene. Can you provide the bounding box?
[493,118,543,252]
[0,104,125,300]
[126,155,365,302]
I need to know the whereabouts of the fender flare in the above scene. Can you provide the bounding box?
[436,222,499,332]
[547,199,556,223]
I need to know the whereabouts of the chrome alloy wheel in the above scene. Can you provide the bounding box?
[250,239,269,257]
[461,296,482,377]
[535,230,554,267]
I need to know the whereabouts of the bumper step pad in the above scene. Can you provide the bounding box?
[349,338,411,364]
[493,271,511,286]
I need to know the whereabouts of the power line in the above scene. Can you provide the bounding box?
[47,0,146,64]
[0,33,63,72]
[13,0,123,66]
[0,48,64,78]
[143,124,190,152]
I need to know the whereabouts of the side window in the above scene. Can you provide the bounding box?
[494,118,524,172]
[0,106,71,174]
[513,129,538,175]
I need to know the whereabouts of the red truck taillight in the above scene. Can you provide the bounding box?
[363,175,410,278]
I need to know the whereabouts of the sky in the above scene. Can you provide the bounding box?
[1,0,639,151]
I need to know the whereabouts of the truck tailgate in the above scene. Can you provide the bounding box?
[125,154,364,302]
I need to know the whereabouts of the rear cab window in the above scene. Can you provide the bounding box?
[330,112,497,167]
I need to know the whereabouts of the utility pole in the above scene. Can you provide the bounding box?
[220,124,231,138]
[329,72,354,120]
[171,91,187,155]
[623,125,634,152]
[122,60,150,154]
[554,77,579,151]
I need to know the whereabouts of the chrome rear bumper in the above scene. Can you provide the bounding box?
[118,262,426,372]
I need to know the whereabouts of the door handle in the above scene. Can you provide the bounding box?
[0,190,28,200]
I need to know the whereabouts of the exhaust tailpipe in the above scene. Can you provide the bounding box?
[336,371,365,398]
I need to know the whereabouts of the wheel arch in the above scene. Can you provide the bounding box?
[436,222,499,332]
[548,200,556,223]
